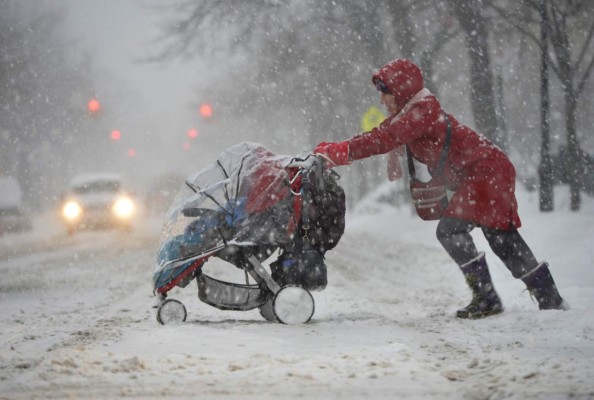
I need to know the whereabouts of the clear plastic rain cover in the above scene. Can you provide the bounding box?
[153,142,296,293]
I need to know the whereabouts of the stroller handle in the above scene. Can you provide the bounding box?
[287,153,335,196]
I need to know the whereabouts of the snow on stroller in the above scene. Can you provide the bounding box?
[152,142,345,324]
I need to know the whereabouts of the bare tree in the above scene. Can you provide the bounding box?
[490,0,594,211]
[385,0,459,96]
[546,1,594,210]
[149,1,508,206]
[148,0,396,202]
[0,1,97,206]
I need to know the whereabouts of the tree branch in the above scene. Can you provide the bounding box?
[576,53,594,98]
[575,21,594,70]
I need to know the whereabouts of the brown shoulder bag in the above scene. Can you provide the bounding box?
[407,115,451,221]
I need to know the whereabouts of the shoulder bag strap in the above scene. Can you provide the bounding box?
[406,114,451,179]
[406,145,416,179]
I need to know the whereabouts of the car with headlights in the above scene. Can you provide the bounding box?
[0,176,33,236]
[60,173,136,234]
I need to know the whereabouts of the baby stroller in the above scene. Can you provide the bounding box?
[152,142,345,324]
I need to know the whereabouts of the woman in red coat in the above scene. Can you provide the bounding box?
[315,58,566,319]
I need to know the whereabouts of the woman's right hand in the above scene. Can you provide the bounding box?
[313,141,351,167]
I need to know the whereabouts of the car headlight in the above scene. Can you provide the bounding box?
[62,201,82,220]
[112,197,135,219]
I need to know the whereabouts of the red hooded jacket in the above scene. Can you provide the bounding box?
[348,59,521,230]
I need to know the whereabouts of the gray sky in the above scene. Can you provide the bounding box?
[64,1,196,122]
[61,0,220,182]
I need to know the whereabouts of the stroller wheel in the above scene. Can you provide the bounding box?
[157,299,187,325]
[259,299,278,322]
[272,286,315,325]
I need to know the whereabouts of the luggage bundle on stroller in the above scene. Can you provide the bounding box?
[152,142,345,324]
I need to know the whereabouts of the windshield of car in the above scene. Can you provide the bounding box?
[72,180,121,194]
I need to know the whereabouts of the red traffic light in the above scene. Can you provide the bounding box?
[111,130,121,140]
[88,98,101,113]
[199,103,213,118]
[187,128,198,139]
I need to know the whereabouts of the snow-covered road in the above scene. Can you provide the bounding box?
[1,186,594,399]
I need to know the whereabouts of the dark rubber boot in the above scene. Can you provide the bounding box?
[521,262,567,310]
[456,252,503,319]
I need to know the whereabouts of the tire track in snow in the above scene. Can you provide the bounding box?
[0,225,161,394]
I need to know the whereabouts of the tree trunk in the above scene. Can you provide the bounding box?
[538,0,554,211]
[349,0,390,202]
[565,91,581,211]
[385,0,416,60]
[548,3,582,211]
[448,0,501,148]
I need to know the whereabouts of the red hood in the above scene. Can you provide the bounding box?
[372,59,424,110]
